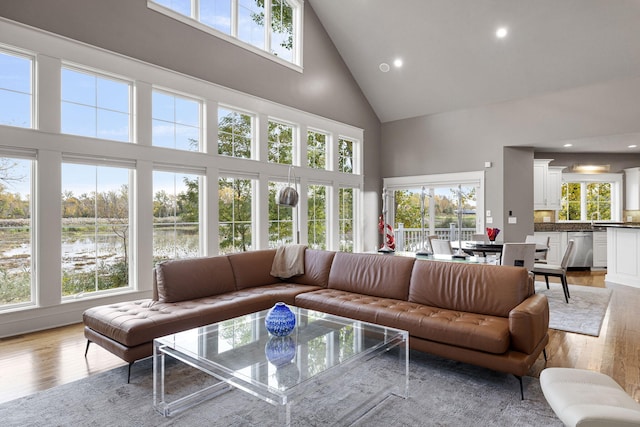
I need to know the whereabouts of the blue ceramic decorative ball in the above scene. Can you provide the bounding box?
[265,302,296,336]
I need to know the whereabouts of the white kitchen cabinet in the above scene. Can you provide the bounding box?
[535,231,562,264]
[592,231,607,268]
[534,160,564,210]
[547,166,564,211]
[624,167,640,210]
[534,160,549,210]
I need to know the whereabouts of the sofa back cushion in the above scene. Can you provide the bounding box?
[228,249,281,290]
[290,249,336,288]
[409,260,531,317]
[155,256,236,303]
[328,252,415,300]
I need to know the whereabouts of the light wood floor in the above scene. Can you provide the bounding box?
[1,271,638,405]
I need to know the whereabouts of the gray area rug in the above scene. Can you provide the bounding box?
[0,350,560,427]
[534,282,612,336]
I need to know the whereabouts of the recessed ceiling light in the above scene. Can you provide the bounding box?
[379,62,390,72]
[563,143,573,147]
[495,27,508,39]
[393,58,403,68]
[629,144,638,148]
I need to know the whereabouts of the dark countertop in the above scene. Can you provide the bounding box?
[592,222,640,229]
[534,222,640,231]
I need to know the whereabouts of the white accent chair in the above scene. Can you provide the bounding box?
[540,367,640,427]
[500,243,536,271]
[526,234,550,263]
[532,240,575,303]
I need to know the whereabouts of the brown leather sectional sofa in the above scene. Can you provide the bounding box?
[83,249,549,395]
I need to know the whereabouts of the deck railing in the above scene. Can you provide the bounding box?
[393,224,477,252]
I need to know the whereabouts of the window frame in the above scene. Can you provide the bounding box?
[217,105,255,159]
[0,46,35,129]
[560,173,622,222]
[147,0,304,71]
[151,88,203,152]
[0,150,36,311]
[61,63,133,143]
[60,158,135,301]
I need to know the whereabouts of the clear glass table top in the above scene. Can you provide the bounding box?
[155,306,407,395]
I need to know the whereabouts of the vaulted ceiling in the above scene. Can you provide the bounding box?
[308,0,640,152]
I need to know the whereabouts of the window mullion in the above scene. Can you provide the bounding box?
[265,0,272,53]
[231,0,238,38]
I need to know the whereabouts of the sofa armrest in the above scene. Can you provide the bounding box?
[508,294,549,354]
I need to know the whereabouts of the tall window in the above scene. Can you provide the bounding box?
[150,0,301,66]
[0,50,33,128]
[218,107,253,158]
[153,171,201,261]
[152,90,201,152]
[307,130,327,169]
[308,184,327,250]
[268,120,294,164]
[61,67,131,142]
[219,177,253,254]
[560,182,612,221]
[339,187,354,252]
[268,181,294,247]
[338,137,354,173]
[61,163,131,297]
[392,185,477,249]
[0,157,32,308]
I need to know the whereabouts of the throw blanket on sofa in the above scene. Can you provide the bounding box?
[271,244,307,279]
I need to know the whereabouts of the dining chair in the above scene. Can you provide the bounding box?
[526,234,550,263]
[429,238,453,255]
[532,240,575,303]
[471,233,487,243]
[500,243,536,271]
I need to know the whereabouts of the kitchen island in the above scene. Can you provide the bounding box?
[599,223,640,288]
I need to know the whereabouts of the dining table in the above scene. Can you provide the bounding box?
[451,241,549,258]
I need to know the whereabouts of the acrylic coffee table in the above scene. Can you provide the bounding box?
[153,306,408,426]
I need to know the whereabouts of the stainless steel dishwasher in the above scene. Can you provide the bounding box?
[567,231,593,268]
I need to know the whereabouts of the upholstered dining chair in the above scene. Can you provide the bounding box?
[526,234,550,263]
[471,233,487,243]
[429,238,453,255]
[501,243,536,271]
[532,240,575,303]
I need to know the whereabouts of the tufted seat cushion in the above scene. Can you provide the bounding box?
[295,288,510,354]
[84,283,321,347]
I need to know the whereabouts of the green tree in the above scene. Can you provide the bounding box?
[177,177,199,223]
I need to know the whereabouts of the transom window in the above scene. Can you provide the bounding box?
[338,137,355,174]
[268,120,294,164]
[61,66,131,142]
[218,107,253,158]
[149,0,301,67]
[0,49,33,129]
[152,90,201,152]
[307,130,327,169]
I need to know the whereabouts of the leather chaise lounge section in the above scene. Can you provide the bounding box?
[83,249,549,389]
